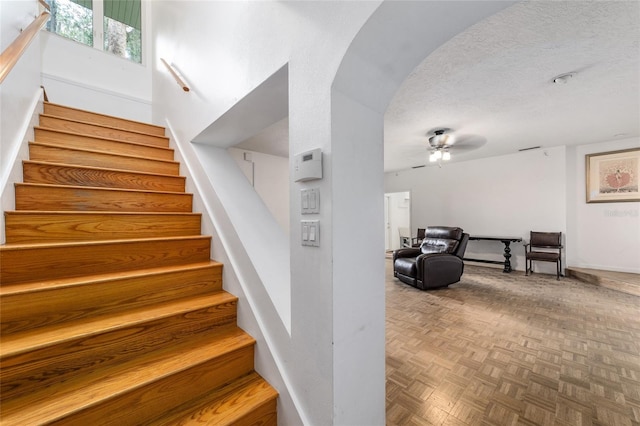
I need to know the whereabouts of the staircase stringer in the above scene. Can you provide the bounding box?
[165,120,306,426]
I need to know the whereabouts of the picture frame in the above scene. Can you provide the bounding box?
[586,147,640,203]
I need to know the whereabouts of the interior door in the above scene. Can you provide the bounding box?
[385,191,411,250]
[384,195,391,250]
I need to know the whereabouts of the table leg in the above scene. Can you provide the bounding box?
[502,240,513,273]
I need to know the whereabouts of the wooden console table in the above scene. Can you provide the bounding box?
[464,236,523,273]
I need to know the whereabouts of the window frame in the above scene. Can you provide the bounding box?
[46,0,145,65]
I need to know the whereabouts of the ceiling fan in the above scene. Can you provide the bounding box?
[426,128,486,164]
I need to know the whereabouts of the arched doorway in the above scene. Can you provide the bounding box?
[329,2,515,424]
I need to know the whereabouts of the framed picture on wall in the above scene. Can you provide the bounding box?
[586,147,640,203]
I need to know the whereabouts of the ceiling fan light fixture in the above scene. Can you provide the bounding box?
[426,128,455,165]
[428,128,453,148]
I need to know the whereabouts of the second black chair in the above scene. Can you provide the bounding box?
[524,231,563,279]
[411,228,426,247]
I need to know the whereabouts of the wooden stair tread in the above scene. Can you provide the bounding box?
[43,102,166,136]
[0,234,210,251]
[23,160,186,180]
[0,260,221,295]
[28,143,181,176]
[40,113,170,141]
[5,210,200,217]
[21,161,186,193]
[149,372,278,426]
[4,210,202,243]
[14,183,194,213]
[0,327,254,426]
[0,261,223,335]
[34,127,174,155]
[15,181,187,195]
[0,235,211,285]
[29,141,179,165]
[0,292,237,358]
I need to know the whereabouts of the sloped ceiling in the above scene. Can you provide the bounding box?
[192,65,288,149]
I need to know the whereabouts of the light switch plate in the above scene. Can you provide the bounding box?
[301,188,320,214]
[301,220,320,246]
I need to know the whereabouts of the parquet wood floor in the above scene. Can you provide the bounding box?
[386,260,640,426]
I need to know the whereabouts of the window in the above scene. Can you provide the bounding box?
[46,0,93,46]
[103,1,142,63]
[46,0,142,64]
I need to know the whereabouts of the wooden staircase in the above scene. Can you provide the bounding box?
[0,102,278,425]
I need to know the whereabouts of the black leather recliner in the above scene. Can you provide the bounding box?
[393,226,469,290]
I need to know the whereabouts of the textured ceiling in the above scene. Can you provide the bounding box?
[235,1,640,172]
[384,0,640,171]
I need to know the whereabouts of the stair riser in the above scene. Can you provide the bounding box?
[39,115,170,147]
[0,237,211,285]
[48,346,255,426]
[1,303,238,401]
[22,162,186,193]
[15,184,193,213]
[1,264,222,335]
[29,143,180,175]
[4,212,201,244]
[34,129,174,161]
[43,103,166,137]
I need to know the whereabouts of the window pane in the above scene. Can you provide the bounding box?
[103,1,142,63]
[104,0,141,31]
[46,0,93,46]
[103,16,142,63]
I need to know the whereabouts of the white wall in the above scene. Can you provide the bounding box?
[228,147,290,235]
[152,2,382,424]
[385,147,567,273]
[39,6,153,123]
[568,137,640,273]
[1,0,44,243]
[385,139,640,275]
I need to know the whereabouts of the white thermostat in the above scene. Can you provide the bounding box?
[294,148,322,182]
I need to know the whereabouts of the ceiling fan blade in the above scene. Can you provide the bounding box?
[448,135,486,151]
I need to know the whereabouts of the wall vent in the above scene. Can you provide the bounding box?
[518,146,541,152]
